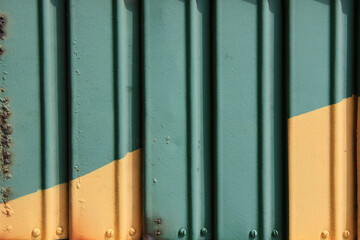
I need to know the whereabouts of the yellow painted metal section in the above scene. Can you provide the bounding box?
[0,183,68,240]
[289,96,357,240]
[0,149,141,240]
[70,149,142,240]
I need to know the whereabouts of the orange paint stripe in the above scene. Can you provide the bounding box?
[0,149,142,240]
[289,96,356,240]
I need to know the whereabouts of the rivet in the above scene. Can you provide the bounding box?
[343,230,350,238]
[105,229,114,238]
[129,227,136,236]
[249,230,258,238]
[200,227,208,236]
[56,227,63,235]
[32,228,41,237]
[321,230,329,239]
[154,218,161,224]
[272,230,279,237]
[155,230,161,236]
[178,228,187,237]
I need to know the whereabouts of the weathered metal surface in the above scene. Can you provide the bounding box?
[143,0,213,239]
[0,0,69,239]
[0,0,359,240]
[68,0,141,239]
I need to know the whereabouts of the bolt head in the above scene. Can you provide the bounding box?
[200,227,208,236]
[321,230,329,239]
[249,230,258,238]
[129,227,136,236]
[178,228,187,237]
[343,230,350,238]
[32,228,41,237]
[56,227,63,235]
[105,229,114,238]
[272,230,279,237]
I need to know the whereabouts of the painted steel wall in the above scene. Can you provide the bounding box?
[0,0,358,240]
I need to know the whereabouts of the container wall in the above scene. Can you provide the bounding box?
[0,1,359,240]
[288,1,357,239]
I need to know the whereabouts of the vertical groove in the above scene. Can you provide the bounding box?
[113,0,130,238]
[213,0,220,238]
[39,0,56,238]
[356,0,360,237]
[330,0,345,238]
[258,0,272,238]
[65,0,71,236]
[283,0,290,238]
[68,0,74,237]
[187,0,202,239]
[112,0,120,239]
[210,0,219,239]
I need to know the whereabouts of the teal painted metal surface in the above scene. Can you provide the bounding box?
[0,0,68,201]
[288,0,355,118]
[214,0,285,239]
[2,0,359,239]
[69,0,141,182]
[143,0,286,239]
[143,0,213,239]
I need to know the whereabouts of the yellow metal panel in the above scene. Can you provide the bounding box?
[0,149,141,240]
[0,184,68,240]
[289,96,357,240]
[70,149,142,240]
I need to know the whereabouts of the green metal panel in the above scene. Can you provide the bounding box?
[0,0,68,205]
[143,1,286,240]
[143,1,213,239]
[215,0,285,239]
[288,0,355,119]
[1,0,359,239]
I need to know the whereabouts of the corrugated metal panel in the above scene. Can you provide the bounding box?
[214,0,286,239]
[143,1,213,239]
[288,1,357,240]
[143,0,286,239]
[0,0,359,240]
[69,0,141,239]
[0,1,68,239]
[0,0,142,239]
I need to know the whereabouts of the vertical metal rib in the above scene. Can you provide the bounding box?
[258,0,272,239]
[330,0,345,238]
[39,0,56,238]
[113,0,129,238]
[213,0,220,238]
[188,0,202,238]
[357,1,360,237]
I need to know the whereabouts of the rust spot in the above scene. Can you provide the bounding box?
[0,98,12,180]
[144,233,160,240]
[154,230,161,236]
[0,187,11,203]
[0,46,4,56]
[0,16,6,25]
[0,15,6,40]
[154,218,161,225]
[1,204,13,216]
[0,88,5,93]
